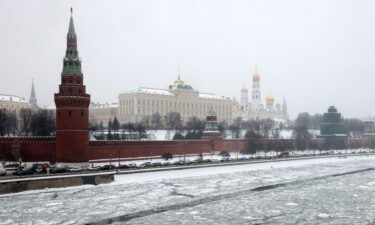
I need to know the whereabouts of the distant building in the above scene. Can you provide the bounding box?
[319,106,347,148]
[89,102,119,125]
[0,94,30,114]
[117,75,235,123]
[363,120,375,139]
[0,80,38,115]
[238,69,289,121]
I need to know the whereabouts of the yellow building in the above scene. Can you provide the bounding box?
[117,76,235,123]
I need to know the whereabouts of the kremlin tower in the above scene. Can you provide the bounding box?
[266,93,274,111]
[29,79,38,109]
[251,68,261,109]
[240,84,248,110]
[54,9,91,164]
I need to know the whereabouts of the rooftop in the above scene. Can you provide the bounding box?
[0,94,28,103]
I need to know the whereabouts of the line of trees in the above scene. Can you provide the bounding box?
[0,108,55,137]
[293,112,366,138]
[90,112,207,140]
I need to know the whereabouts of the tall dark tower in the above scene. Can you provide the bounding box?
[29,79,38,109]
[54,9,90,164]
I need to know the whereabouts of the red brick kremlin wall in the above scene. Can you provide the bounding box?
[0,137,370,162]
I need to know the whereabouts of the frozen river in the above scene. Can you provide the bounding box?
[1,155,375,225]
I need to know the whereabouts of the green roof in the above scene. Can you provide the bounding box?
[68,16,76,36]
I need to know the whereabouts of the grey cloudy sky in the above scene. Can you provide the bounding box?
[1,0,374,119]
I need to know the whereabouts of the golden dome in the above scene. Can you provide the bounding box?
[252,71,260,80]
[241,87,248,92]
[174,74,184,85]
[266,93,274,102]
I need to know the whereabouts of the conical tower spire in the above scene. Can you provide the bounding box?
[63,7,81,75]
[68,7,75,36]
[29,79,38,108]
[68,8,76,35]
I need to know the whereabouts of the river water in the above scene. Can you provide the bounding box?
[1,155,374,225]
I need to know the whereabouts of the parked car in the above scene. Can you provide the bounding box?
[0,167,7,176]
[66,167,82,172]
[139,162,151,168]
[117,164,129,169]
[279,152,290,157]
[137,163,147,168]
[220,158,229,162]
[5,164,20,169]
[152,162,162,167]
[127,163,137,168]
[88,166,100,171]
[13,169,33,176]
[51,167,68,173]
[173,161,185,165]
[192,159,202,163]
[162,161,171,166]
[100,165,116,170]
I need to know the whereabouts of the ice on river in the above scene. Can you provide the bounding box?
[1,155,375,225]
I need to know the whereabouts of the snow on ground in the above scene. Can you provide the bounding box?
[1,155,375,225]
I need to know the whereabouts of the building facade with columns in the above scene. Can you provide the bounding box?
[89,102,119,125]
[0,80,38,115]
[117,76,235,124]
[239,69,288,121]
[0,94,30,114]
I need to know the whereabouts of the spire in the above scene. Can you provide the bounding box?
[282,97,288,113]
[68,7,76,36]
[30,79,36,98]
[29,79,38,108]
[63,8,81,75]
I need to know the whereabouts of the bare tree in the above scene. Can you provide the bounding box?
[151,112,163,130]
[0,109,8,136]
[19,108,34,136]
[229,117,242,138]
[5,110,18,136]
[185,117,205,139]
[30,110,55,136]
[164,112,182,131]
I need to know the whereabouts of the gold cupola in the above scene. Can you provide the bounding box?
[174,74,184,85]
[252,71,260,81]
[266,93,274,102]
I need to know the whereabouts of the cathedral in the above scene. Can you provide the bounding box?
[238,69,288,122]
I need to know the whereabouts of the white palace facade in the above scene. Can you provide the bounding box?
[116,76,235,123]
[89,70,289,126]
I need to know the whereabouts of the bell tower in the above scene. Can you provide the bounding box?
[54,8,91,164]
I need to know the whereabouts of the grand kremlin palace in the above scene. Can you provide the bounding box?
[90,76,236,125]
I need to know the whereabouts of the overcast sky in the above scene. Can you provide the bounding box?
[0,0,374,119]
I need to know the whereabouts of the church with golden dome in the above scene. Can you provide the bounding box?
[238,68,288,121]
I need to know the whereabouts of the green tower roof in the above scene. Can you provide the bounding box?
[68,8,75,36]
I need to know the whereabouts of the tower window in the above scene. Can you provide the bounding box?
[69,111,72,117]
[81,111,84,116]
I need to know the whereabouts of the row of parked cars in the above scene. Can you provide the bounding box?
[5,150,370,176]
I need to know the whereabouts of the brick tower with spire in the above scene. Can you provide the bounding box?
[29,79,38,109]
[54,9,91,164]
